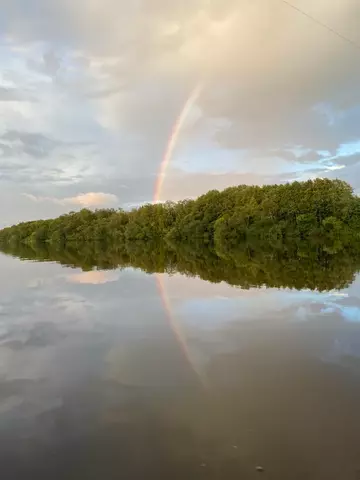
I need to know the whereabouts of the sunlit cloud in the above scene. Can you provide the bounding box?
[23,192,119,208]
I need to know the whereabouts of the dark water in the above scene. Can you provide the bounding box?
[1,250,360,479]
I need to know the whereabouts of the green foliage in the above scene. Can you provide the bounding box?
[0,179,359,249]
[2,239,360,292]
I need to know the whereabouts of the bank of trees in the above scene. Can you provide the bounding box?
[0,179,360,248]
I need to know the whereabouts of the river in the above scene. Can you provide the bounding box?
[0,248,360,479]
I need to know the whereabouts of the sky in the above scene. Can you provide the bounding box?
[1,0,360,225]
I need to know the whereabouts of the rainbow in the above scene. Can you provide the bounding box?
[155,273,204,385]
[154,84,204,384]
[153,84,202,382]
[153,83,203,203]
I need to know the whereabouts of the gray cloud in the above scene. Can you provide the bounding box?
[0,144,14,157]
[85,85,122,99]
[328,163,360,193]
[27,50,61,78]
[0,86,34,102]
[0,87,20,102]
[0,130,61,158]
[0,130,102,195]
[334,153,360,167]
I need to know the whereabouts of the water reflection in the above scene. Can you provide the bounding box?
[68,270,121,285]
[2,239,360,290]
[0,245,359,478]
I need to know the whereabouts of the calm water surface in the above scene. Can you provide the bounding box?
[1,252,360,479]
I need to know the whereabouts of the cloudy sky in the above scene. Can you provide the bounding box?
[1,0,360,226]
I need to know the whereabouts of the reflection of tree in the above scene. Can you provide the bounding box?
[2,240,360,292]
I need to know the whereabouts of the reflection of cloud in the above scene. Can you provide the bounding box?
[54,294,89,318]
[106,340,194,388]
[331,305,360,322]
[68,270,120,285]
[0,346,55,380]
[157,273,360,379]
[162,273,257,301]
[181,291,360,329]
[162,272,360,336]
[0,395,23,414]
[23,192,119,208]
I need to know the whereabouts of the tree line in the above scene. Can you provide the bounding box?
[0,179,359,249]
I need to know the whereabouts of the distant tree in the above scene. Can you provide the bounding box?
[0,179,359,249]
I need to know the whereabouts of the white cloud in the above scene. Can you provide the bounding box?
[23,192,118,208]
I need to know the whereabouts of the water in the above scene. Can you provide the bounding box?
[1,248,360,479]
